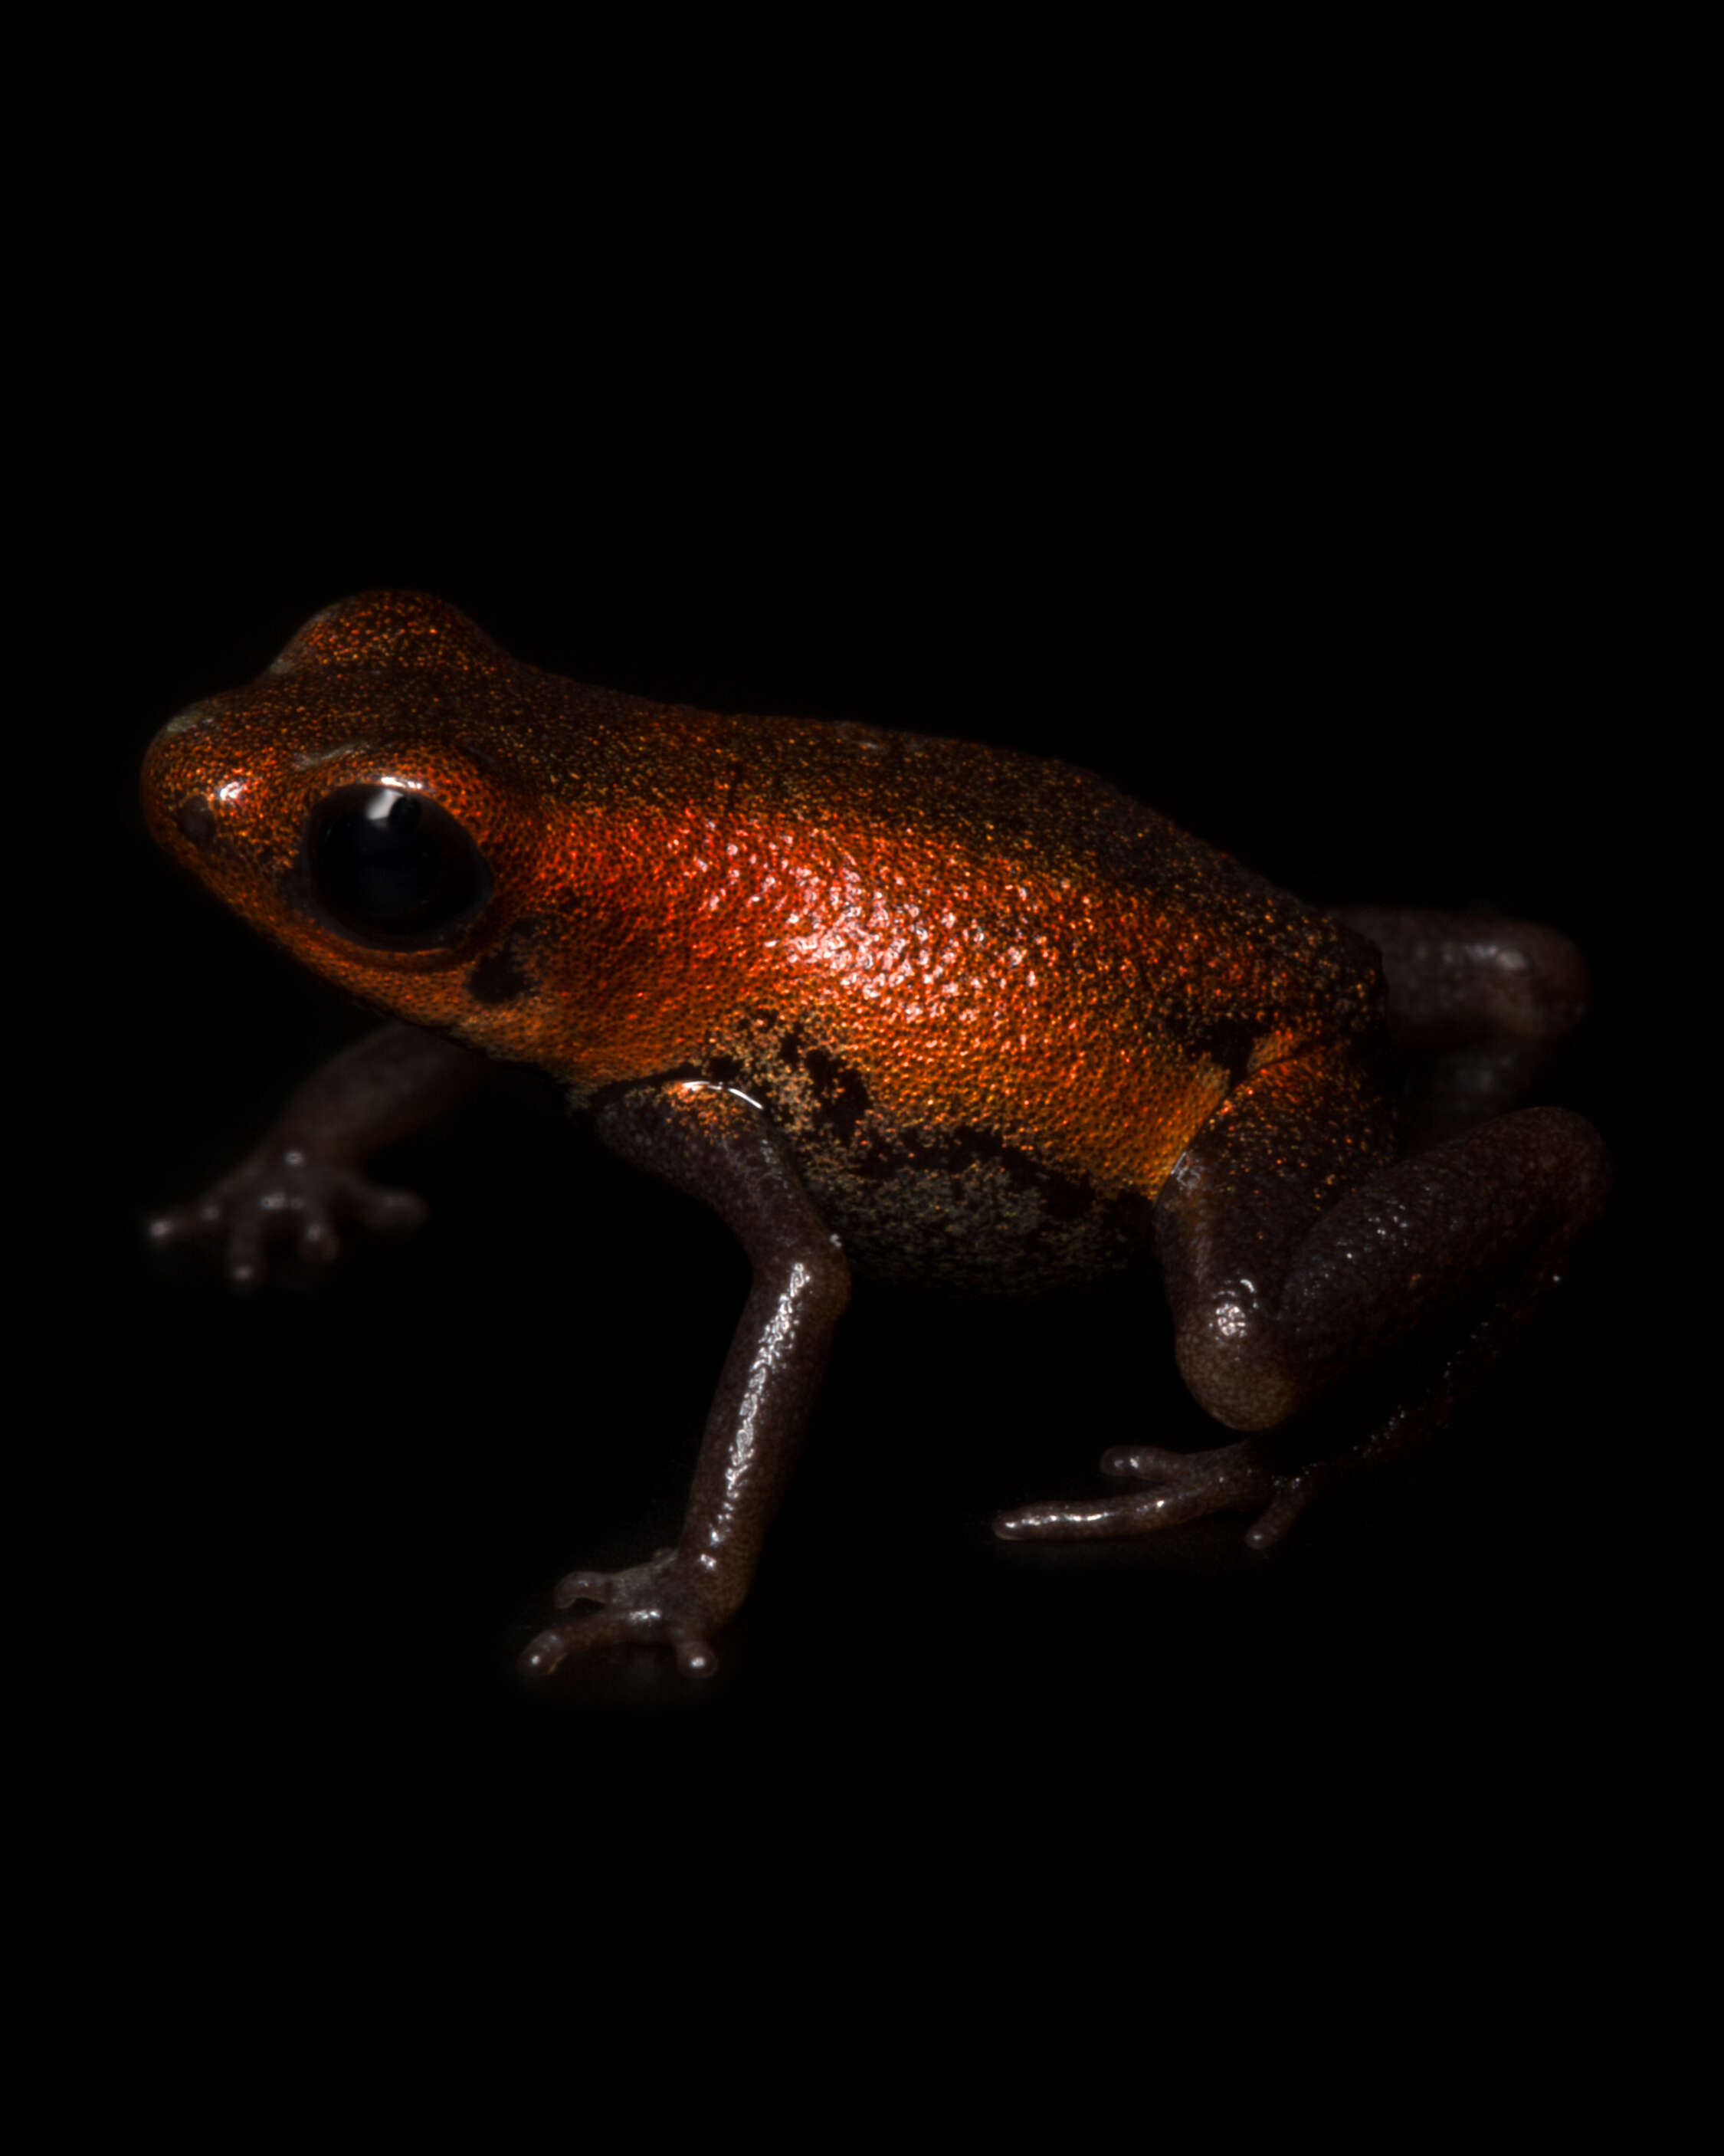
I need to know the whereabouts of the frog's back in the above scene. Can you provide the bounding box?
[556,694,1253,904]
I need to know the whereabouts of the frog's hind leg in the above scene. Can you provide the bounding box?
[995,1042,1608,1552]
[1326,907,1590,1148]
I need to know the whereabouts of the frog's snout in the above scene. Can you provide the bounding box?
[141,711,240,872]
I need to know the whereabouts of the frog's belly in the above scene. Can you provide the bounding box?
[797,1137,1155,1297]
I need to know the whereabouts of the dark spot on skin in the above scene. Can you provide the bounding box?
[946,1124,1093,1219]
[1196,1017,1257,1087]
[827,1081,872,1145]
[847,1117,1100,1220]
[708,1054,743,1085]
[780,1033,802,1068]
[465,914,552,1006]
[467,948,529,1005]
[803,1048,872,1144]
[175,799,215,849]
[820,1112,1155,1297]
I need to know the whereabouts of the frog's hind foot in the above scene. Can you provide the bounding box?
[993,1439,1321,1551]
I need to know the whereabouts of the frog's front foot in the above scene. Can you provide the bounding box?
[518,1551,727,1680]
[146,1147,428,1286]
[993,1439,1324,1551]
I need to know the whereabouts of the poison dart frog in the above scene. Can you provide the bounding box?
[143,592,1609,1679]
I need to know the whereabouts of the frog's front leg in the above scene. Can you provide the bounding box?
[146,1022,489,1283]
[995,1046,1609,1550]
[519,1079,851,1681]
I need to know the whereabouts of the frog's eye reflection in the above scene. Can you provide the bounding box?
[306,785,490,947]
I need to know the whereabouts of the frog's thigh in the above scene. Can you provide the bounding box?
[1328,907,1591,1137]
[1155,1047,1609,1436]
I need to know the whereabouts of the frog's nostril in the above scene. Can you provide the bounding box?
[175,797,217,850]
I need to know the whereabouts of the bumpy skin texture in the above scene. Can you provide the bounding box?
[143,592,1610,1675]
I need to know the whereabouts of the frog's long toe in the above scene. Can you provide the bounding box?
[995,1439,1273,1542]
[517,1613,719,1680]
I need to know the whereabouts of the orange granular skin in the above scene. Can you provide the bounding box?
[144,592,1381,1207]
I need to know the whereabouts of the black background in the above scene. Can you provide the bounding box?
[70,268,1646,1869]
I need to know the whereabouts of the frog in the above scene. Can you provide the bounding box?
[142,591,1609,1679]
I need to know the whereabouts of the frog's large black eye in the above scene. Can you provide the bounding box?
[306,786,491,947]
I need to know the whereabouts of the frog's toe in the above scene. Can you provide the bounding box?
[997,1439,1273,1542]
[145,1195,231,1252]
[517,1606,645,1675]
[552,1569,617,1610]
[519,1626,569,1677]
[1243,1470,1326,1551]
[146,1204,197,1248]
[995,1486,1229,1539]
[671,1634,719,1678]
[516,1606,720,1681]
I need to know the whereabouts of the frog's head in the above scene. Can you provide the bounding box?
[142,591,568,1062]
